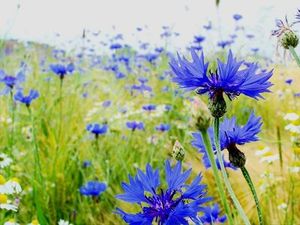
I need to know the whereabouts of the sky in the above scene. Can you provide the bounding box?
[0,0,299,56]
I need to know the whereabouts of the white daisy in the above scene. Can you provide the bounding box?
[58,219,72,225]
[0,194,18,211]
[0,180,22,195]
[0,154,13,169]
[4,220,20,225]
[283,113,299,121]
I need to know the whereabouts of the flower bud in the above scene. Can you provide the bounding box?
[228,144,246,168]
[208,92,227,118]
[172,140,185,161]
[191,97,211,131]
[281,31,299,49]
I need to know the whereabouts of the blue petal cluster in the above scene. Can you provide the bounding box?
[191,131,236,170]
[200,204,227,224]
[155,124,171,132]
[126,121,145,131]
[14,89,39,106]
[170,50,273,101]
[116,160,212,225]
[192,112,262,166]
[86,123,108,136]
[80,181,107,197]
[50,63,75,79]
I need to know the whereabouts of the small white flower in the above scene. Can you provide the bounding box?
[4,220,20,225]
[58,219,72,225]
[255,146,271,156]
[0,154,13,169]
[277,203,288,210]
[284,124,300,134]
[259,154,279,163]
[289,166,300,173]
[284,113,299,121]
[0,203,18,211]
[0,181,22,195]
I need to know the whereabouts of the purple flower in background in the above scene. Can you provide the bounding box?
[285,79,293,85]
[126,121,144,131]
[142,104,156,112]
[200,204,227,224]
[14,89,39,107]
[80,181,106,197]
[0,68,25,95]
[155,124,170,132]
[233,14,243,21]
[217,40,232,49]
[102,100,112,108]
[110,43,122,50]
[203,21,212,30]
[86,123,108,138]
[50,63,75,79]
[194,35,205,44]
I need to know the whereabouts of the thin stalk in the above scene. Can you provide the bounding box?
[9,90,15,153]
[27,106,47,224]
[276,126,283,172]
[288,46,300,68]
[201,130,234,225]
[214,117,251,225]
[241,166,264,225]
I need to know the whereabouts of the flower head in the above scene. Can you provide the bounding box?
[200,204,227,224]
[192,132,236,170]
[116,160,212,225]
[0,69,25,95]
[126,121,144,131]
[50,63,75,79]
[86,123,108,137]
[170,50,273,117]
[233,14,242,21]
[79,181,106,197]
[155,123,170,132]
[142,104,156,112]
[14,89,39,107]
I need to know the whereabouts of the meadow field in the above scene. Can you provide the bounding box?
[0,5,300,225]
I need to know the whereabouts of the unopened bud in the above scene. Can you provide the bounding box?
[191,97,211,131]
[172,140,185,161]
[281,31,299,49]
[228,144,246,168]
[208,92,227,118]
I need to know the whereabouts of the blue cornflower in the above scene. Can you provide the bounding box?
[203,21,212,30]
[155,124,171,132]
[142,104,156,112]
[126,121,145,131]
[14,89,39,107]
[217,40,232,48]
[86,123,108,138]
[50,63,75,79]
[200,204,227,224]
[233,14,243,21]
[80,181,106,197]
[295,9,300,23]
[192,131,236,170]
[170,49,273,117]
[193,112,262,168]
[102,100,112,108]
[194,35,205,44]
[116,160,212,225]
[110,43,122,50]
[82,160,92,168]
[285,79,293,85]
[0,69,25,95]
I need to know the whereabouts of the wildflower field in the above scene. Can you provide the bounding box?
[0,1,300,225]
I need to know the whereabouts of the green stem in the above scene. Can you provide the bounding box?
[214,117,251,225]
[288,46,300,68]
[201,130,234,225]
[241,166,264,225]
